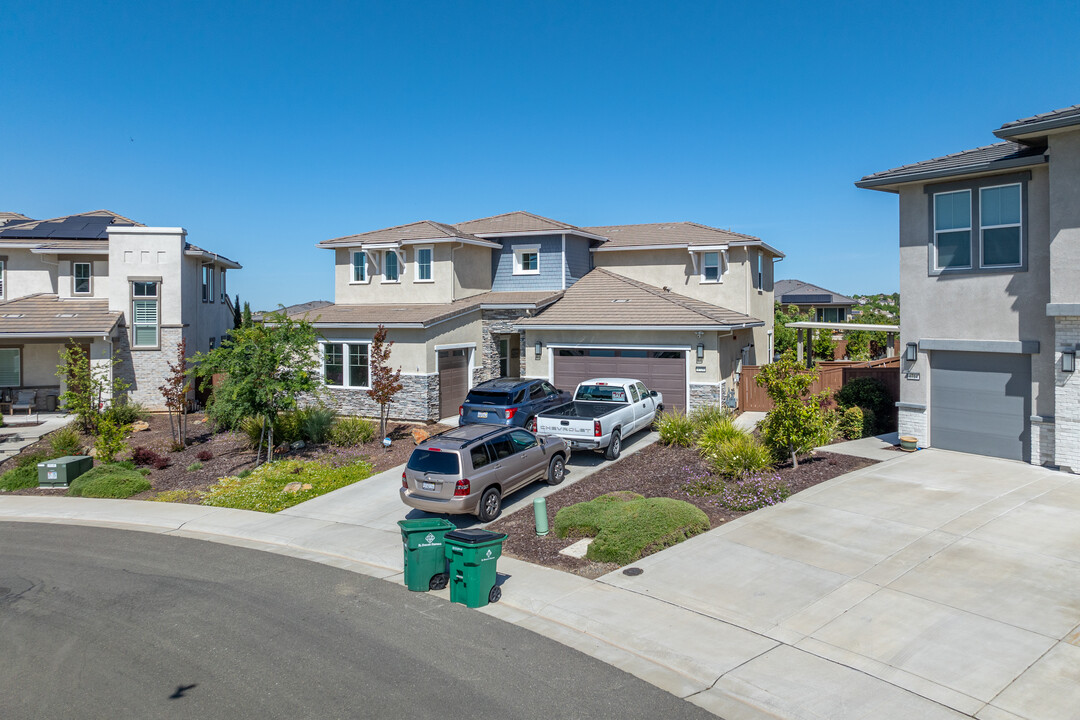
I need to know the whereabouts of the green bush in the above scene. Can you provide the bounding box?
[105,398,148,425]
[273,410,304,444]
[554,492,710,565]
[838,406,865,440]
[186,461,203,472]
[241,415,269,449]
[301,407,336,444]
[836,377,893,434]
[49,426,83,457]
[695,416,746,458]
[656,411,695,447]
[67,464,151,499]
[202,458,375,513]
[94,414,129,464]
[689,404,729,432]
[0,451,53,491]
[329,417,377,446]
[705,434,775,477]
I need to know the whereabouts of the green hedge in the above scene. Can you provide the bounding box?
[67,464,151,499]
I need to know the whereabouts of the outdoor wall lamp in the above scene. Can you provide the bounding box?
[696,343,705,361]
[534,341,542,358]
[1064,350,1076,373]
[905,342,918,362]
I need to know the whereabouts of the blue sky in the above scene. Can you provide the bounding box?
[3,1,1079,310]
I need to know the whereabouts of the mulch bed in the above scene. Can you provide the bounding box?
[488,444,878,579]
[4,412,452,501]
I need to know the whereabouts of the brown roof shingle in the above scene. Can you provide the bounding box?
[455,211,580,235]
[0,294,122,338]
[320,220,489,248]
[287,291,563,327]
[583,221,760,249]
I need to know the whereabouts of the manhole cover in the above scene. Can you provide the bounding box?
[622,567,644,576]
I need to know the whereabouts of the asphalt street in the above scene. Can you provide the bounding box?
[0,522,713,720]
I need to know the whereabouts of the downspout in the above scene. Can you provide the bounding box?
[561,234,566,290]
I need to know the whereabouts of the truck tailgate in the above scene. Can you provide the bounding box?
[536,415,594,438]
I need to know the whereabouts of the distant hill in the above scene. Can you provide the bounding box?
[850,292,899,321]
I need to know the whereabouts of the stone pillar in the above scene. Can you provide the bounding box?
[796,328,804,363]
[886,332,896,358]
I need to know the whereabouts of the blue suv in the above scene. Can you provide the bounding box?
[459,378,571,430]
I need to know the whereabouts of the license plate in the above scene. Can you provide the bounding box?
[477,411,488,418]
[422,482,436,491]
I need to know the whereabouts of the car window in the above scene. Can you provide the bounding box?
[629,385,640,403]
[529,384,545,400]
[637,382,651,398]
[465,389,512,405]
[407,449,461,475]
[470,444,491,469]
[486,436,515,460]
[508,429,537,452]
[512,388,527,404]
[542,382,559,396]
[574,384,628,402]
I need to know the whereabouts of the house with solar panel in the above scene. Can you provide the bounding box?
[290,212,782,421]
[0,210,240,411]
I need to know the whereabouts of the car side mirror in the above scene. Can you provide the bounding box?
[650,390,658,397]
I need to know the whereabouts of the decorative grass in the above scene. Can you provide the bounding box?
[67,464,151,499]
[702,433,774,478]
[553,491,710,565]
[329,417,377,447]
[0,452,54,491]
[202,458,374,513]
[656,411,695,447]
[688,404,730,431]
[695,416,747,458]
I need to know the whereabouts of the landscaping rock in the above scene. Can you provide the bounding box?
[290,440,305,450]
[283,481,303,493]
[411,428,430,445]
[301,483,312,490]
[131,421,150,432]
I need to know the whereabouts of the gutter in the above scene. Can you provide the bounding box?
[994,114,1080,140]
[856,154,1047,191]
[511,322,765,331]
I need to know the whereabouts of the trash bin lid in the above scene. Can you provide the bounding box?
[397,518,455,533]
[445,529,507,544]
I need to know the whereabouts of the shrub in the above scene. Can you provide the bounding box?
[187,461,203,472]
[689,404,729,432]
[241,415,269,449]
[105,398,148,426]
[656,411,695,447]
[94,414,130,464]
[0,451,53,491]
[273,410,304,445]
[836,377,893,434]
[756,355,833,467]
[684,470,791,511]
[553,492,710,565]
[196,449,214,462]
[152,455,170,470]
[695,416,747,459]
[202,458,375,513]
[301,407,336,444]
[131,446,166,467]
[329,417,377,447]
[49,426,83,457]
[67,464,151,499]
[705,434,775,477]
[838,406,866,440]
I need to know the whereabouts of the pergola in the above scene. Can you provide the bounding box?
[785,321,900,366]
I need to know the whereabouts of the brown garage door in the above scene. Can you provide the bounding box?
[553,349,686,411]
[438,348,469,418]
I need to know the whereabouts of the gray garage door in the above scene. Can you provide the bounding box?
[553,349,686,411]
[438,349,469,419]
[929,350,1030,462]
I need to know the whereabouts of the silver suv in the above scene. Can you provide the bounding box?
[400,424,570,522]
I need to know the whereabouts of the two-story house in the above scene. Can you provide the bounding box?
[0,210,240,411]
[294,211,783,422]
[774,279,856,323]
[857,103,1080,470]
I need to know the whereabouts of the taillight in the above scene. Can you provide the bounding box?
[454,479,471,496]
[458,405,464,416]
[527,417,537,432]
[401,471,408,489]
[594,420,602,437]
[505,407,517,420]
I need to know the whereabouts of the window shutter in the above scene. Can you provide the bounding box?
[133,300,157,325]
[0,348,19,386]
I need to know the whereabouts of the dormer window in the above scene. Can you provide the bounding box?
[383,251,400,282]
[703,252,720,282]
[351,251,368,283]
[513,246,540,275]
[694,248,727,283]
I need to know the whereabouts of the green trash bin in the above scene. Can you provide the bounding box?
[444,528,507,608]
[397,518,455,592]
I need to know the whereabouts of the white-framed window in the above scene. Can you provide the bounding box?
[351,251,368,283]
[0,348,20,387]
[702,252,721,282]
[73,262,92,295]
[980,183,1022,268]
[383,251,400,283]
[132,281,159,348]
[933,189,973,270]
[202,265,215,302]
[220,270,226,303]
[756,250,764,290]
[323,342,370,388]
[416,247,433,282]
[513,246,540,275]
[0,259,5,299]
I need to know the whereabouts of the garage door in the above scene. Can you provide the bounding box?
[438,349,469,419]
[554,349,686,411]
[929,351,1030,462]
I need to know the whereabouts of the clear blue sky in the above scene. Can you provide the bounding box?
[4,1,1079,310]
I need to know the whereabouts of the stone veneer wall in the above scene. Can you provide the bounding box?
[897,405,927,447]
[114,326,181,410]
[1055,316,1080,472]
[480,309,527,382]
[1031,417,1056,467]
[308,372,441,423]
[689,382,723,411]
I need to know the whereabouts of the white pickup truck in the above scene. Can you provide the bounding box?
[534,378,663,460]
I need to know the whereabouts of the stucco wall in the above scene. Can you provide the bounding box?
[334,244,479,305]
[57,257,109,299]
[1048,130,1080,305]
[22,342,66,386]
[3,249,56,298]
[453,244,492,298]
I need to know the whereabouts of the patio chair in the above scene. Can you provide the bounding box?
[11,389,36,415]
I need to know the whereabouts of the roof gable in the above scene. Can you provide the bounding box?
[775,279,855,306]
[455,211,579,235]
[319,220,488,247]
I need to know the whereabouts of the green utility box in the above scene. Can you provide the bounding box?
[444,528,507,608]
[397,518,455,591]
[37,455,93,488]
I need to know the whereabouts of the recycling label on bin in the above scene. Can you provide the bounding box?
[48,471,58,480]
[417,532,442,548]
[481,548,496,562]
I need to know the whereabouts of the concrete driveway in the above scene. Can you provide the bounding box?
[602,448,1080,720]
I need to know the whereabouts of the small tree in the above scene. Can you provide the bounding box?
[56,344,130,434]
[366,324,403,440]
[158,338,191,451]
[233,294,242,329]
[755,354,832,468]
[242,302,253,327]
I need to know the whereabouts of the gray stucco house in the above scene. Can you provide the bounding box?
[774,279,856,322]
[857,103,1080,470]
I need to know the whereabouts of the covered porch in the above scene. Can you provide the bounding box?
[786,320,900,366]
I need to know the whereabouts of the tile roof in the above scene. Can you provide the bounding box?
[516,269,762,328]
[856,141,1047,189]
[996,103,1080,136]
[0,294,122,337]
[319,220,489,247]
[254,300,333,321]
[287,291,563,327]
[582,221,760,249]
[0,212,31,226]
[775,279,855,306]
[455,211,580,235]
[0,210,143,239]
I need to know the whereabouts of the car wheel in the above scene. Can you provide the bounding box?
[604,430,622,460]
[547,455,565,485]
[476,487,502,523]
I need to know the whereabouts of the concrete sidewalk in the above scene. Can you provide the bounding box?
[3,446,1079,719]
[0,412,76,461]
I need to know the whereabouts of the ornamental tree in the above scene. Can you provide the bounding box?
[158,337,191,450]
[366,324,403,440]
[755,354,832,468]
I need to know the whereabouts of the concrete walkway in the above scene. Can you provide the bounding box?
[3,444,1079,719]
[734,411,765,431]
[0,412,75,462]
[818,431,903,462]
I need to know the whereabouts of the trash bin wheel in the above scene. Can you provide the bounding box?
[429,573,449,591]
[488,586,502,604]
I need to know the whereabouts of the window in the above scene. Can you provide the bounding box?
[0,259,5,298]
[470,444,491,469]
[351,251,367,283]
[132,281,159,348]
[498,338,510,377]
[323,342,370,388]
[220,271,226,303]
[507,429,537,452]
[513,246,540,275]
[73,262,91,294]
[529,383,545,401]
[416,247,432,281]
[756,251,763,289]
[981,184,1022,267]
[0,348,19,386]
[383,251,399,282]
[817,307,846,323]
[202,265,214,302]
[542,382,559,396]
[702,252,720,282]
[629,385,640,403]
[487,436,515,459]
[933,190,973,269]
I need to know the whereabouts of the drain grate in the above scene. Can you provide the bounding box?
[622,567,643,576]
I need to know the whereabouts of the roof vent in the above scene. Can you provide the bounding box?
[56,313,78,318]
[611,299,630,303]
[2,313,24,318]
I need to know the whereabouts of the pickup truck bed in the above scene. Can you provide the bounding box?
[535,401,620,420]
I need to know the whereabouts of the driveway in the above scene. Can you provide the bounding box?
[602,448,1080,719]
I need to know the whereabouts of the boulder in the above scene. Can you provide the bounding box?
[290,440,305,450]
[410,428,430,445]
[283,481,303,493]
[131,421,150,432]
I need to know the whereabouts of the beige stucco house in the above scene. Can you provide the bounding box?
[293,211,783,421]
[0,210,240,411]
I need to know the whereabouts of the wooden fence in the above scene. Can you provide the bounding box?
[738,358,900,415]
